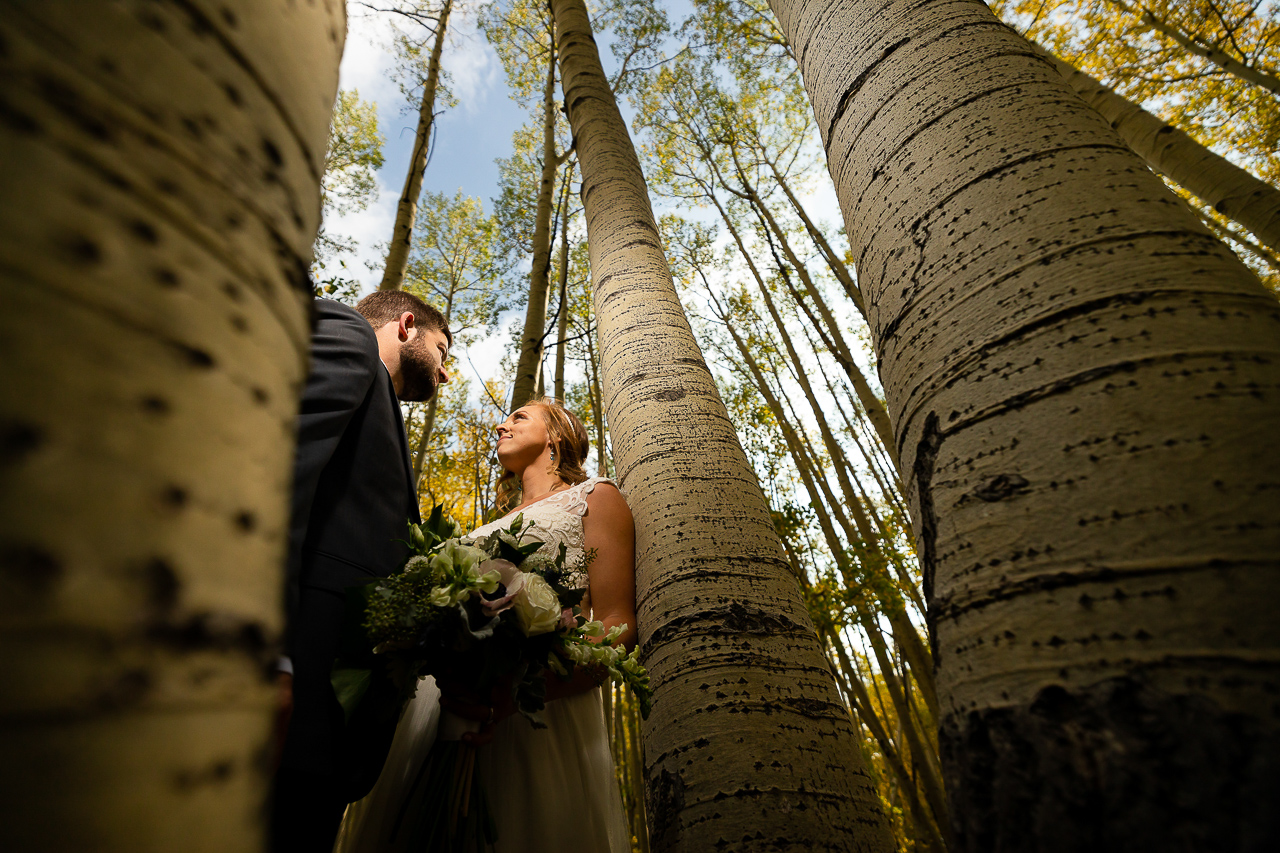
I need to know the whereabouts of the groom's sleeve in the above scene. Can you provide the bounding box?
[283,304,379,656]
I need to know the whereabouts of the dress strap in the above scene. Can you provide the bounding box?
[548,476,615,517]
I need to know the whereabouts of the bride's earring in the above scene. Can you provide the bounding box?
[549,447,556,462]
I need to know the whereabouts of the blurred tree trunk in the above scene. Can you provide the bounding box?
[769,0,1280,848]
[0,2,340,850]
[550,0,895,849]
[379,0,452,291]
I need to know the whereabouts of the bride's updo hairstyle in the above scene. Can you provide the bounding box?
[495,397,591,511]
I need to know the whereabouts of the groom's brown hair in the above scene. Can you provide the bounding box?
[355,291,452,346]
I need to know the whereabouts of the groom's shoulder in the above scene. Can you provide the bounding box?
[311,298,378,357]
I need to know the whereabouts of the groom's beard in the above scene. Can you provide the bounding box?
[397,335,441,402]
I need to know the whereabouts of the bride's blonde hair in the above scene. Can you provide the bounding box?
[495,397,591,512]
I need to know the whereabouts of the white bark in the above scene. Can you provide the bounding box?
[551,0,895,849]
[1041,44,1280,254]
[769,0,1280,847]
[0,1,340,850]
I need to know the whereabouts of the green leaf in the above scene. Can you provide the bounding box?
[331,667,373,723]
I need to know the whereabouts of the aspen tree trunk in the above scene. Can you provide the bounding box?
[553,174,573,400]
[0,2,340,850]
[769,0,1280,848]
[1042,45,1280,253]
[378,0,452,291]
[510,44,564,408]
[550,0,894,848]
[1105,0,1280,95]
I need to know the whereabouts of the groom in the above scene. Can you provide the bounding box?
[272,291,451,853]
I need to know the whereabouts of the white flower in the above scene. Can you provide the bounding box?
[512,573,562,636]
[479,560,524,617]
[403,555,433,581]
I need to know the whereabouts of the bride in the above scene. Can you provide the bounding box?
[334,398,636,853]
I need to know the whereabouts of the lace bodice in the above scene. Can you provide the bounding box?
[465,477,616,602]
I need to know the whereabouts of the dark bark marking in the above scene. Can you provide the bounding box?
[942,676,1280,852]
[146,610,270,660]
[177,344,214,368]
[160,485,189,509]
[651,388,685,402]
[143,556,181,614]
[0,96,43,135]
[971,474,1030,503]
[251,386,269,405]
[825,37,910,144]
[35,71,115,142]
[234,510,256,532]
[153,267,180,287]
[648,766,685,851]
[140,395,171,415]
[260,136,282,167]
[96,668,152,710]
[913,412,944,665]
[61,233,103,266]
[0,420,44,466]
[647,602,810,647]
[0,545,63,600]
[128,219,160,244]
[935,558,1266,622]
[172,759,235,791]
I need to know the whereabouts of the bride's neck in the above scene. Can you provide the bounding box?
[517,466,565,504]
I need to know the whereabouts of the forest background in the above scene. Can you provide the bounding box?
[315,1,1279,851]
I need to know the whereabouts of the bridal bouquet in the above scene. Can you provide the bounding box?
[331,506,651,851]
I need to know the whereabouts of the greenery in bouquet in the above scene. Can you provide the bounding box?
[331,504,651,734]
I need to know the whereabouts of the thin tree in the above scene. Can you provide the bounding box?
[769,0,1280,848]
[377,0,454,291]
[0,1,341,849]
[551,0,896,849]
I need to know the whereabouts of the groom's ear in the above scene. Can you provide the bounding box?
[398,311,416,341]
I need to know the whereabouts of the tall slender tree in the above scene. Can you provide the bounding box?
[0,1,341,849]
[550,0,895,849]
[769,0,1280,848]
[378,0,454,291]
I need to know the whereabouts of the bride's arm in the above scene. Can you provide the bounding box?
[542,482,637,702]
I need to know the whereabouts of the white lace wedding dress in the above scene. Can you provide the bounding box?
[333,477,632,853]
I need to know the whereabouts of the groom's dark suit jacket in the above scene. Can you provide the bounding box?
[280,298,420,803]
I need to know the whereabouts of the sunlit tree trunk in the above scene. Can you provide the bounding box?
[1042,43,1280,253]
[770,0,1280,847]
[551,0,895,849]
[378,0,452,291]
[0,2,340,850]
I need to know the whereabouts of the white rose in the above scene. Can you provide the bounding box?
[512,573,562,636]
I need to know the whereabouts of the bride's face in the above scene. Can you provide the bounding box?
[495,406,551,471]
